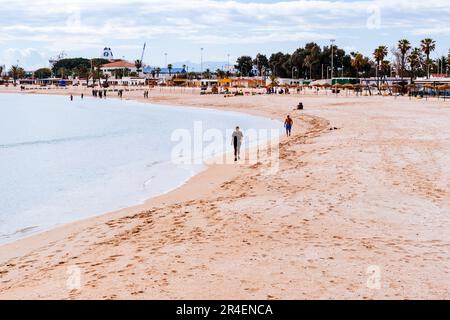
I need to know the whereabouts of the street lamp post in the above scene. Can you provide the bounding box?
[201,48,204,74]
[122,56,126,83]
[330,39,335,79]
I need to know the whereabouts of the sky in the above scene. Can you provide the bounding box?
[0,0,449,70]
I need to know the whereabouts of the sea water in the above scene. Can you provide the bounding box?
[0,93,280,243]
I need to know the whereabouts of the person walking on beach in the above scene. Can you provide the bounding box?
[81,93,84,99]
[284,115,293,137]
[232,126,244,162]
[70,94,73,101]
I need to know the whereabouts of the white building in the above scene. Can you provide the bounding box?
[103,77,146,86]
[268,78,306,86]
[100,60,137,76]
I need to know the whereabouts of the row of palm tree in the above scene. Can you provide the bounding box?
[396,38,436,78]
[367,38,441,89]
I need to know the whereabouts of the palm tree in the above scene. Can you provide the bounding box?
[102,73,110,88]
[269,74,279,88]
[135,60,143,73]
[448,50,450,75]
[397,39,411,79]
[155,67,161,78]
[204,68,211,79]
[373,46,388,88]
[407,48,423,80]
[420,38,436,78]
[8,65,24,85]
[351,52,365,76]
[216,69,225,79]
[167,64,173,76]
[381,60,391,76]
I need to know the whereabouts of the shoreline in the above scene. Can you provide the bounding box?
[0,90,283,246]
[0,88,295,256]
[2,88,450,299]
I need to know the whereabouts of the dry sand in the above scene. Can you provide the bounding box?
[1,87,450,299]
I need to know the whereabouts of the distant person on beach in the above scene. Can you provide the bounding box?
[70,94,73,101]
[284,115,293,137]
[232,127,244,162]
[81,93,84,99]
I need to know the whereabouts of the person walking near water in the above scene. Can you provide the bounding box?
[70,94,73,101]
[232,126,244,162]
[284,115,293,137]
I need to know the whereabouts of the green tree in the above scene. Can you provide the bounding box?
[253,53,269,76]
[373,46,388,87]
[407,48,423,79]
[52,58,109,78]
[269,52,291,78]
[135,60,143,73]
[420,38,436,78]
[8,65,25,85]
[216,69,225,79]
[203,68,211,79]
[167,64,173,76]
[34,68,52,79]
[235,56,253,76]
[290,48,306,77]
[436,56,448,75]
[397,39,411,79]
[351,52,370,77]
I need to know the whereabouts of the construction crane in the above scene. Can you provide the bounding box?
[140,43,146,66]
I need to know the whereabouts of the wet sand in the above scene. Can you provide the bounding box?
[1,87,450,299]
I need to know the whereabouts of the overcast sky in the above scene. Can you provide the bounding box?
[0,0,449,70]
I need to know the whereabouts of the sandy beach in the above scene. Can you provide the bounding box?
[1,87,450,299]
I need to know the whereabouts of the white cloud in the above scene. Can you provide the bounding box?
[0,0,449,69]
[1,48,48,70]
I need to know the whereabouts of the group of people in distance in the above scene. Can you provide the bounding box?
[232,115,294,162]
[69,93,84,101]
[92,89,107,98]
